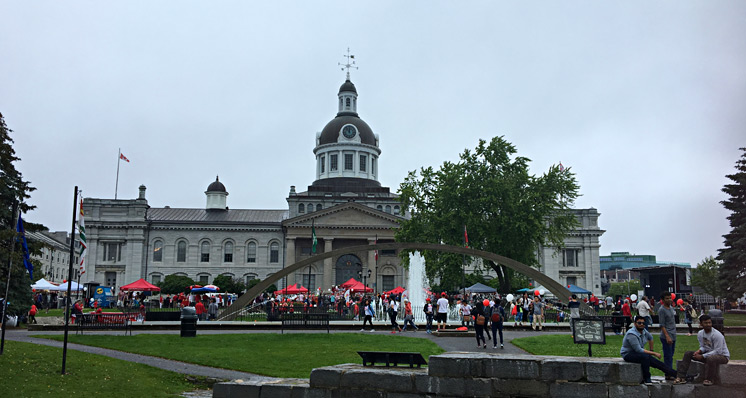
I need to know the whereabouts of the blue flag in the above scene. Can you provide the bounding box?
[16,215,33,280]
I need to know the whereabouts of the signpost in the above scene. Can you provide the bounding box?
[572,318,606,357]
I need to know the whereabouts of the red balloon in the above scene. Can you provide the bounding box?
[671,293,676,301]
[677,299,683,306]
[534,289,540,296]
[483,299,490,307]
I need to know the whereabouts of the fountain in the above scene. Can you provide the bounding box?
[401,251,430,322]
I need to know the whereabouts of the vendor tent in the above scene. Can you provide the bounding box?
[515,288,532,293]
[120,278,161,292]
[339,278,359,288]
[51,281,83,291]
[383,286,404,295]
[31,278,58,290]
[274,283,309,295]
[348,282,373,293]
[466,282,497,293]
[567,284,592,295]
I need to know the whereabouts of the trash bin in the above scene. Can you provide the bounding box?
[180,306,197,337]
[712,316,725,335]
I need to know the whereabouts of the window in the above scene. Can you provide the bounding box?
[316,204,322,211]
[298,203,305,214]
[330,154,338,171]
[320,156,325,173]
[307,203,313,213]
[247,242,257,263]
[153,240,163,262]
[103,243,121,262]
[345,97,351,107]
[394,206,400,215]
[385,205,391,213]
[359,154,367,172]
[201,242,210,262]
[381,249,396,256]
[376,205,383,211]
[199,275,209,285]
[246,274,257,285]
[270,242,279,263]
[301,246,312,255]
[177,241,187,262]
[224,242,233,262]
[302,274,316,291]
[151,275,161,285]
[344,154,353,170]
[563,249,579,267]
[382,275,395,292]
[372,157,377,175]
[566,276,577,286]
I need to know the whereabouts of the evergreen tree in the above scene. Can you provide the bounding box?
[1,112,45,317]
[718,148,746,300]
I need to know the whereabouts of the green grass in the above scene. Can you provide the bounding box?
[512,334,746,376]
[38,333,445,378]
[724,312,746,326]
[34,308,123,318]
[0,340,206,397]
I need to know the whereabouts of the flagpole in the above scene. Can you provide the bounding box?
[61,186,79,374]
[75,192,82,305]
[462,225,466,299]
[115,148,121,200]
[0,201,20,355]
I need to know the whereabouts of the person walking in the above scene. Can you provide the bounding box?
[531,296,544,331]
[522,293,530,324]
[636,295,653,330]
[423,297,434,334]
[461,300,472,328]
[401,299,417,331]
[683,299,695,336]
[568,295,580,335]
[622,299,632,332]
[436,293,449,331]
[28,304,38,324]
[473,301,487,349]
[658,291,678,376]
[489,300,506,349]
[361,299,375,332]
[389,297,402,333]
[207,298,218,321]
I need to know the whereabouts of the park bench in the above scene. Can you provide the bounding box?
[280,312,330,334]
[357,351,428,368]
[76,312,134,336]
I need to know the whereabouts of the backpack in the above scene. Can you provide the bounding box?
[490,308,502,323]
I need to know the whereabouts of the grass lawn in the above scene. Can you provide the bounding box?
[0,340,206,397]
[39,333,445,378]
[724,312,746,326]
[512,333,746,376]
[34,308,123,318]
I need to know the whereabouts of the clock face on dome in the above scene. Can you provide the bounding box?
[342,125,357,139]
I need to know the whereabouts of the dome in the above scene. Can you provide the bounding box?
[206,176,226,193]
[339,79,357,94]
[317,115,377,146]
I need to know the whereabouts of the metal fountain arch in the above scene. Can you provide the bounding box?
[219,242,593,320]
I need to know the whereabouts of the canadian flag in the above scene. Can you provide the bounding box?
[120,153,130,162]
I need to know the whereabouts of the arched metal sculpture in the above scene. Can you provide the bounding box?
[219,242,593,320]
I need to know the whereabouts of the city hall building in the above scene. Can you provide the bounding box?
[80,75,605,295]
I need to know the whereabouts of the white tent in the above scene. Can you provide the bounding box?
[31,278,58,290]
[51,281,84,291]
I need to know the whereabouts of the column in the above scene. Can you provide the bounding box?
[368,238,377,293]
[323,238,334,288]
[285,237,296,289]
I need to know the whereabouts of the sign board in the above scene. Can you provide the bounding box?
[93,286,114,307]
[572,318,606,345]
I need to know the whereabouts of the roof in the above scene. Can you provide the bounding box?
[206,176,227,193]
[339,79,357,94]
[318,115,377,146]
[148,208,288,224]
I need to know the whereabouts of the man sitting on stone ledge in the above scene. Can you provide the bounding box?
[674,314,730,386]
[621,315,677,384]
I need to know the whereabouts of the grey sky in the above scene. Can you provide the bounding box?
[2,2,744,267]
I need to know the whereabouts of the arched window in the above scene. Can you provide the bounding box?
[200,241,210,262]
[270,242,279,263]
[298,203,305,214]
[308,203,313,213]
[316,204,322,211]
[224,241,233,263]
[376,205,383,211]
[247,242,257,263]
[394,206,400,215]
[345,97,351,107]
[152,240,163,262]
[176,241,187,262]
[385,205,391,213]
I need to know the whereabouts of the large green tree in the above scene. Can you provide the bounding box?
[691,256,723,300]
[718,148,746,300]
[1,112,45,317]
[212,275,246,294]
[157,274,195,295]
[396,136,580,293]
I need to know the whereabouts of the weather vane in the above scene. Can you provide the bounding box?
[338,47,358,80]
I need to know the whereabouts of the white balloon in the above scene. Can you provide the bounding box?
[506,294,514,302]
[539,289,546,296]
[630,294,638,302]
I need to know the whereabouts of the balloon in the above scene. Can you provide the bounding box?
[671,293,676,301]
[677,299,683,306]
[630,294,638,302]
[534,289,540,296]
[483,299,490,307]
[539,289,546,296]
[506,294,514,302]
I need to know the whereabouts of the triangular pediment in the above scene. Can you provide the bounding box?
[283,202,402,229]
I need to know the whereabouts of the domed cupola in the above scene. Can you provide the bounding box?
[205,176,228,210]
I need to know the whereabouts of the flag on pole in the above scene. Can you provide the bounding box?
[559,162,565,172]
[77,198,87,275]
[464,225,469,248]
[311,220,317,254]
[16,214,33,280]
[120,153,130,162]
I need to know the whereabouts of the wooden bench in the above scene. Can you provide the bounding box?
[76,313,134,336]
[357,351,428,368]
[281,312,330,334]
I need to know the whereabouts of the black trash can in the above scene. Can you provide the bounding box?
[712,316,725,335]
[180,306,197,337]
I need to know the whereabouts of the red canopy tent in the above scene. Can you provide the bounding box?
[383,286,404,295]
[348,281,373,293]
[339,278,360,288]
[120,278,161,292]
[274,283,309,295]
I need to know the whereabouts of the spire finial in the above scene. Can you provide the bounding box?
[338,47,358,80]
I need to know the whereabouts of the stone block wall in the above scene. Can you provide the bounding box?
[213,353,746,398]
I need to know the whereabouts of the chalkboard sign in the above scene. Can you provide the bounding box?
[572,318,606,345]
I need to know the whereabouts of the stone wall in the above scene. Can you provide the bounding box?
[213,353,746,398]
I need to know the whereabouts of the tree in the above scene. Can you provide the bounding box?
[1,112,45,317]
[396,136,580,293]
[691,256,723,300]
[212,275,246,294]
[606,280,642,299]
[158,274,195,295]
[718,148,746,301]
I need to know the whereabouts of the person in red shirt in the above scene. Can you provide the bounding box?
[622,299,632,332]
[28,304,38,324]
[195,300,206,321]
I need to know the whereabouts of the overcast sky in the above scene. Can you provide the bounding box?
[2,2,744,267]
